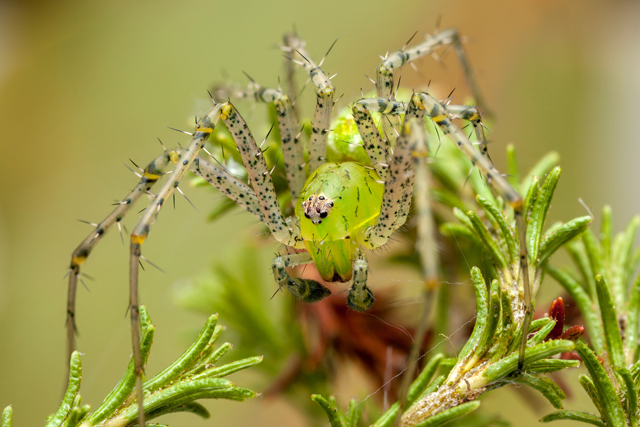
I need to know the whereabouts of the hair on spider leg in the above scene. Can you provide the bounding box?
[139,255,165,274]
[124,163,142,179]
[167,126,194,137]
[318,38,338,68]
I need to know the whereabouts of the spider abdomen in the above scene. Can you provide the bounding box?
[296,162,384,282]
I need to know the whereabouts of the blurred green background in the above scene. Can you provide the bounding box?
[1,0,639,425]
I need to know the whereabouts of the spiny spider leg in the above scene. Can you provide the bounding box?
[191,155,265,221]
[213,80,306,201]
[411,92,531,371]
[376,28,488,148]
[347,248,375,313]
[66,149,184,376]
[65,147,266,373]
[128,105,224,427]
[282,33,302,122]
[272,252,331,302]
[446,104,489,162]
[356,92,531,370]
[352,99,405,181]
[283,35,334,173]
[218,103,301,247]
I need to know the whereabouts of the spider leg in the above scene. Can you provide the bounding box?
[446,104,489,164]
[66,148,187,377]
[284,35,334,173]
[282,33,301,122]
[220,103,301,247]
[128,104,223,427]
[352,99,405,181]
[377,28,488,112]
[413,92,531,371]
[355,92,531,370]
[376,28,488,149]
[346,248,375,311]
[272,252,331,303]
[212,80,306,201]
[190,155,265,222]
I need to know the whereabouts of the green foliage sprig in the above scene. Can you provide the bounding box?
[542,209,640,426]
[1,307,260,427]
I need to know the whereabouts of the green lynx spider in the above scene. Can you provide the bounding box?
[65,28,532,426]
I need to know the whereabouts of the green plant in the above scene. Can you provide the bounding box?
[1,307,260,427]
[541,209,640,426]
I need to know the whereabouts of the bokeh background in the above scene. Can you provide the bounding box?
[1,0,639,425]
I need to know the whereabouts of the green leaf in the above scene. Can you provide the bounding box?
[583,230,603,281]
[594,274,625,368]
[513,372,566,409]
[539,216,592,263]
[466,210,508,270]
[457,268,489,365]
[626,272,640,364]
[406,354,444,406]
[611,216,640,309]
[311,395,343,427]
[45,351,82,427]
[600,206,612,268]
[413,401,480,427]
[615,367,638,427]
[527,167,561,263]
[523,176,539,221]
[87,310,156,425]
[575,341,627,427]
[477,195,518,266]
[566,240,598,299]
[527,318,556,346]
[526,358,580,374]
[579,374,603,417]
[345,399,362,427]
[144,314,219,392]
[522,151,560,195]
[483,340,575,382]
[144,401,210,423]
[1,406,12,427]
[540,410,605,426]
[118,378,256,424]
[60,403,90,427]
[506,144,520,189]
[190,356,263,381]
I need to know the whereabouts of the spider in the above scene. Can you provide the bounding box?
[65,28,532,426]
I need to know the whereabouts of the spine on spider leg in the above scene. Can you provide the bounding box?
[219,103,301,247]
[286,36,334,173]
[127,105,221,427]
[65,148,185,368]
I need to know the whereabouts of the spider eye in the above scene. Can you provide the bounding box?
[308,196,313,200]
[319,196,325,200]
[320,212,328,218]
[304,213,311,219]
[328,202,334,207]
